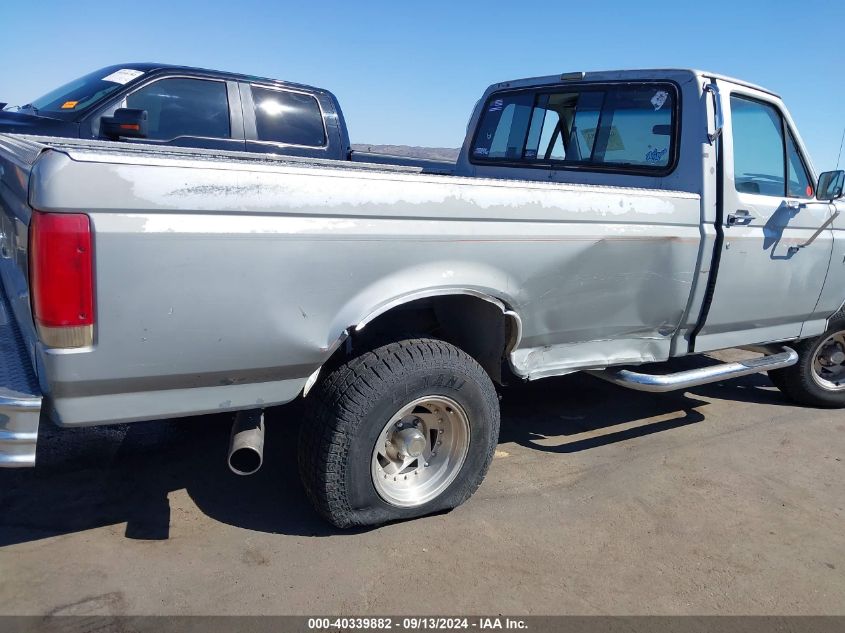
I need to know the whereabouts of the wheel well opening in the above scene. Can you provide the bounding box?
[331,295,519,385]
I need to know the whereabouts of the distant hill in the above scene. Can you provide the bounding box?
[352,144,460,161]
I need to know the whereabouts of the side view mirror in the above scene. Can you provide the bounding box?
[816,170,845,201]
[100,108,148,140]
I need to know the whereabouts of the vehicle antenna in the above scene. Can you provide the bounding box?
[837,126,845,170]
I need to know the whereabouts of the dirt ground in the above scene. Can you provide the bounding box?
[1,353,843,616]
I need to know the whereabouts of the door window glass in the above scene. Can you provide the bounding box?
[252,87,326,147]
[730,96,785,196]
[730,95,814,198]
[125,78,230,140]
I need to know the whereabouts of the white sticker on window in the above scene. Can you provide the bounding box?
[651,90,669,111]
[101,69,145,85]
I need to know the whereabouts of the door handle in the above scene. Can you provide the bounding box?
[727,210,753,226]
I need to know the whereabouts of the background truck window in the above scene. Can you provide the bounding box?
[252,87,326,147]
[471,85,675,172]
[126,78,230,141]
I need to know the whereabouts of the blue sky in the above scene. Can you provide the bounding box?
[2,0,844,169]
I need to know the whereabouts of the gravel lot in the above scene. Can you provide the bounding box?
[1,352,843,616]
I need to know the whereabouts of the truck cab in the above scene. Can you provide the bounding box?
[0,63,351,159]
[455,69,844,357]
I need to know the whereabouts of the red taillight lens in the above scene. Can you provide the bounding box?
[29,211,94,348]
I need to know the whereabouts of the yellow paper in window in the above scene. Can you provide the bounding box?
[61,101,79,109]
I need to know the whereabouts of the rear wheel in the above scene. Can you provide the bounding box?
[769,315,845,408]
[298,338,500,528]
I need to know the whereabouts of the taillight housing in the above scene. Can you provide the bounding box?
[29,211,94,348]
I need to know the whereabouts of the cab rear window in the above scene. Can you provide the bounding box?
[471,83,677,174]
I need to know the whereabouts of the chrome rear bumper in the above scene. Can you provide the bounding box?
[0,281,41,467]
[0,391,41,466]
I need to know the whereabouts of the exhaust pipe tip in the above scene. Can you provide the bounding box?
[228,409,265,476]
[229,445,263,476]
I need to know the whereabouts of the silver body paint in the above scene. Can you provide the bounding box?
[0,69,842,432]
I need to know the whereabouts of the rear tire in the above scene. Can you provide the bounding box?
[768,314,845,408]
[298,338,500,528]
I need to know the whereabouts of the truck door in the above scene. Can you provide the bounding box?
[695,82,834,351]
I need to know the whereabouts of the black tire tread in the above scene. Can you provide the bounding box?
[298,338,499,527]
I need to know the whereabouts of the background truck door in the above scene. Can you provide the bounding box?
[103,76,246,151]
[695,83,834,351]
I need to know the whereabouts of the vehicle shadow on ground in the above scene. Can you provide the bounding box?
[0,357,790,545]
[498,356,788,452]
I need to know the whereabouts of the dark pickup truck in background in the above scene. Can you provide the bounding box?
[0,63,453,170]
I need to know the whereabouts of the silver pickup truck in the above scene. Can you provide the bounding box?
[2,69,844,527]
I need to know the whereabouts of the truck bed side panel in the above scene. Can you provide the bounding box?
[23,142,702,424]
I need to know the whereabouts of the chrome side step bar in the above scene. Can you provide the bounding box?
[587,347,798,393]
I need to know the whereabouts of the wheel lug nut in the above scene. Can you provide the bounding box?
[424,462,429,467]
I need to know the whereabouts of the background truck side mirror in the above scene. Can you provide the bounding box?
[100,108,148,141]
[816,170,845,201]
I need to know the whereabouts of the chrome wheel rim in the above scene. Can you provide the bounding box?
[371,395,470,508]
[811,330,845,391]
